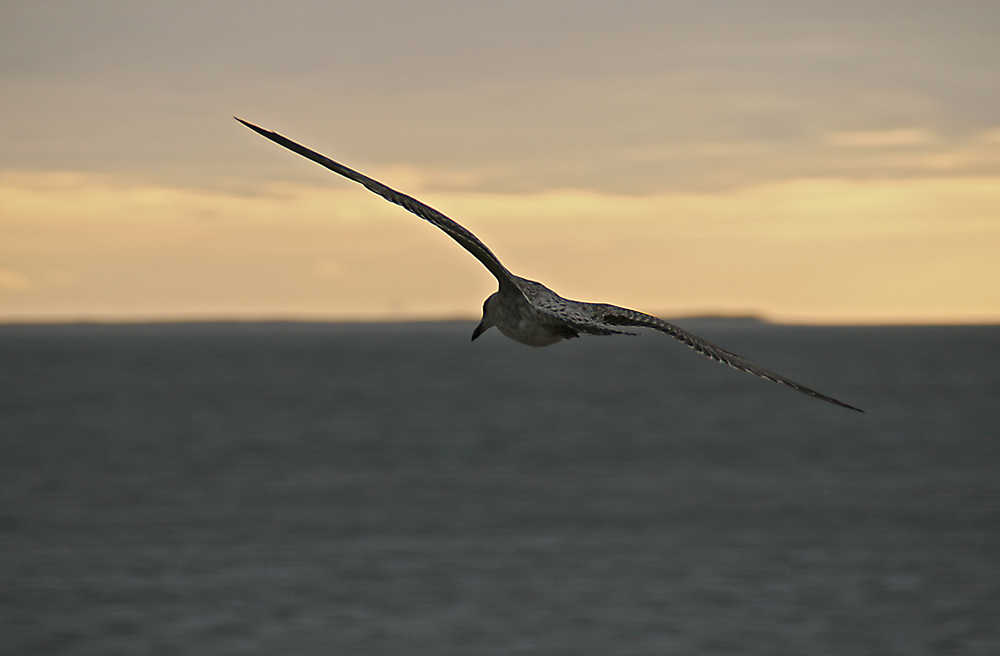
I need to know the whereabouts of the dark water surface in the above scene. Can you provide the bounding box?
[2,321,998,655]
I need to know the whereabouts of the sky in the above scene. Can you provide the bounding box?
[2,0,999,324]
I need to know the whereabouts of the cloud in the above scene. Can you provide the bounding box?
[0,268,32,292]
[2,2,999,195]
[826,128,934,148]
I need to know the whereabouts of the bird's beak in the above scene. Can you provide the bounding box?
[471,320,488,341]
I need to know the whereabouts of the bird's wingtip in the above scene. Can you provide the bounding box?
[234,117,272,139]
[836,399,865,413]
[234,117,264,131]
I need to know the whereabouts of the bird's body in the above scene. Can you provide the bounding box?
[237,118,863,412]
[481,283,575,347]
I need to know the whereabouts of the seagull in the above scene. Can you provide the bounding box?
[236,118,863,412]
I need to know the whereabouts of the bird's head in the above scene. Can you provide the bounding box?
[471,293,499,341]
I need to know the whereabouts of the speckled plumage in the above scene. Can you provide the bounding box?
[237,118,863,412]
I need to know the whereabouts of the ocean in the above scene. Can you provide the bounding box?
[1,320,998,655]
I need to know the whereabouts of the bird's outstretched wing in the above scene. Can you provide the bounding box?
[556,302,864,412]
[237,118,861,412]
[236,118,520,290]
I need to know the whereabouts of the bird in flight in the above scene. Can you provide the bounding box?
[236,118,862,412]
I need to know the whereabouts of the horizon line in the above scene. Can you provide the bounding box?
[1,311,998,328]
